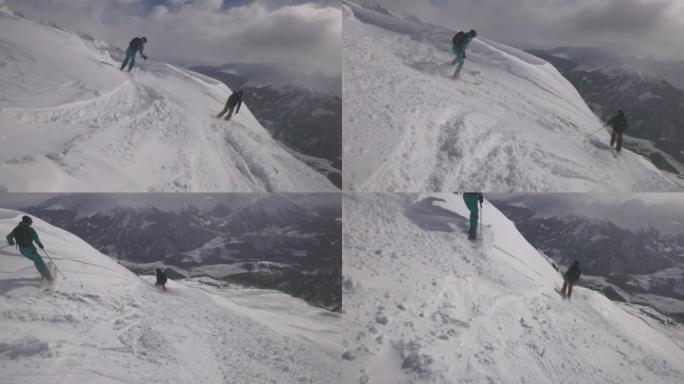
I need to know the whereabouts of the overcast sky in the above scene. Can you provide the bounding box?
[5,0,341,77]
[373,0,684,61]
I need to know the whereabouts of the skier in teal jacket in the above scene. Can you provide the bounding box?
[451,29,477,79]
[462,193,484,240]
[120,36,148,72]
[6,215,52,281]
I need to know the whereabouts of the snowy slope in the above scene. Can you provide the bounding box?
[342,2,683,192]
[0,8,335,192]
[342,194,684,383]
[0,210,340,383]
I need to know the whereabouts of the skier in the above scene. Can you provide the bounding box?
[451,29,477,79]
[462,192,484,241]
[120,36,148,72]
[155,268,168,290]
[561,260,581,299]
[606,108,628,153]
[216,90,244,122]
[5,216,52,282]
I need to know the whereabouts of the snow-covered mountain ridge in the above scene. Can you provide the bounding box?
[342,193,684,383]
[0,7,335,192]
[0,209,341,383]
[342,1,683,192]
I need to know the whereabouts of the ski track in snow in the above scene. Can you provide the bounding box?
[342,2,683,192]
[0,210,341,383]
[0,10,335,192]
[342,193,684,384]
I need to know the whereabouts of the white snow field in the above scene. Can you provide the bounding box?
[0,7,336,192]
[0,210,341,384]
[342,193,684,384]
[342,1,683,192]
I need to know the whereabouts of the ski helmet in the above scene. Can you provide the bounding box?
[470,29,477,37]
[21,215,32,224]
[142,36,148,43]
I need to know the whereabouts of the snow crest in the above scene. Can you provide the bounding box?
[342,1,682,192]
[342,193,684,383]
[0,11,335,192]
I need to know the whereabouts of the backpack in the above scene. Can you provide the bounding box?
[13,225,32,247]
[452,31,466,48]
[156,270,168,284]
[129,37,143,51]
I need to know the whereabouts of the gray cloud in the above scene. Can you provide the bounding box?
[569,0,672,35]
[5,0,341,78]
[370,0,684,61]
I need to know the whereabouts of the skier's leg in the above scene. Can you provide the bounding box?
[561,280,568,296]
[19,247,52,281]
[463,197,479,236]
[451,46,460,65]
[120,56,129,70]
[470,203,479,235]
[453,55,465,78]
[567,282,573,298]
[128,55,135,72]
[121,49,133,71]
[616,132,623,153]
[224,105,235,121]
[610,131,616,147]
[217,103,230,118]
[456,56,465,76]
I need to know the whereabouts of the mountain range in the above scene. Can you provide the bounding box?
[19,194,342,311]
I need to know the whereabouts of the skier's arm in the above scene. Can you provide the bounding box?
[236,99,242,114]
[606,116,616,127]
[30,228,44,249]
[478,193,484,207]
[140,45,147,60]
[6,230,15,245]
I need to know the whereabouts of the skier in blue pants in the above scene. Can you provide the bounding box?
[120,36,148,72]
[451,29,477,79]
[462,193,484,240]
[6,215,52,281]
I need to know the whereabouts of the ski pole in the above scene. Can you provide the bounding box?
[480,202,484,240]
[585,125,606,138]
[0,244,13,250]
[41,249,66,279]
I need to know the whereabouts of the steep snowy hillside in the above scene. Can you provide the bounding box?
[0,210,340,383]
[342,194,684,383]
[342,1,682,192]
[192,63,343,187]
[0,8,335,192]
[528,47,684,177]
[490,194,684,321]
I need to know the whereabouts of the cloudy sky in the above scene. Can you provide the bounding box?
[5,0,341,77]
[374,0,684,61]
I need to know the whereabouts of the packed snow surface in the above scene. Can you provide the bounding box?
[0,209,340,383]
[342,193,684,383]
[0,9,335,192]
[342,1,682,192]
